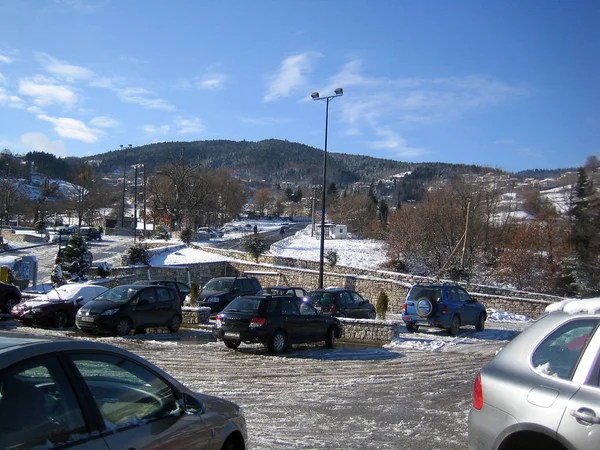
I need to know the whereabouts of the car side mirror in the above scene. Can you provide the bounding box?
[181,393,205,415]
[75,296,84,305]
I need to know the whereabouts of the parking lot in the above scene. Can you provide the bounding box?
[0,319,523,449]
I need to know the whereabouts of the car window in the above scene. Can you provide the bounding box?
[176,282,191,296]
[281,298,299,316]
[340,291,354,306]
[140,287,157,304]
[204,279,232,291]
[156,287,172,303]
[227,297,261,312]
[294,289,306,298]
[408,286,442,302]
[350,292,365,305]
[241,279,255,292]
[532,319,599,380]
[457,287,472,303]
[296,299,316,316]
[71,353,181,429]
[0,357,88,449]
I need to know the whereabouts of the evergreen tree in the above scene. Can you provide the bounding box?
[56,232,93,281]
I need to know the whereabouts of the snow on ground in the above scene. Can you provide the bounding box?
[149,247,226,266]
[270,224,388,270]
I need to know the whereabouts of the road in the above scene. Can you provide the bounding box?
[0,321,516,449]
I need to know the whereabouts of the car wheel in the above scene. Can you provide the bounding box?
[53,311,68,328]
[115,318,132,336]
[168,315,182,333]
[268,330,287,354]
[325,326,336,348]
[406,322,419,333]
[448,316,460,336]
[2,296,19,314]
[475,313,486,332]
[224,341,241,349]
[367,310,376,320]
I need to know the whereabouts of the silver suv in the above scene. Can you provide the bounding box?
[468,298,600,450]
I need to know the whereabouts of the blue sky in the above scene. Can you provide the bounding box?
[0,0,598,172]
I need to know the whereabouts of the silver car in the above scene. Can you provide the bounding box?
[468,298,600,450]
[0,336,247,449]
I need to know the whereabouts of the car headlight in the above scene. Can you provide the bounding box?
[101,308,120,316]
[206,296,220,303]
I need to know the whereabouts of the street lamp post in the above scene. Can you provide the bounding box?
[120,144,132,229]
[311,88,343,289]
[131,164,144,243]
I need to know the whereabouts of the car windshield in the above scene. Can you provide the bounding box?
[203,279,232,291]
[93,286,142,304]
[307,291,334,306]
[407,286,442,302]
[224,297,262,313]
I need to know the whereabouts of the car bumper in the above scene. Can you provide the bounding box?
[76,315,118,333]
[11,312,52,327]
[212,326,272,343]
[468,404,518,450]
[402,314,450,328]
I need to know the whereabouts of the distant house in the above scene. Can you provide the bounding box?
[317,223,348,239]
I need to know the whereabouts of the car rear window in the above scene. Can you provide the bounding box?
[308,292,335,307]
[407,286,442,302]
[225,297,262,313]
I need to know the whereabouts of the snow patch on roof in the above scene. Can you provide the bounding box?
[545,297,600,315]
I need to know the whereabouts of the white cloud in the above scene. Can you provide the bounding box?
[27,105,44,114]
[198,73,226,90]
[0,54,14,64]
[20,132,66,156]
[37,53,94,82]
[18,78,77,106]
[141,124,170,135]
[0,88,26,108]
[175,117,204,135]
[117,87,175,111]
[369,127,425,158]
[90,115,119,128]
[37,114,102,143]
[0,73,6,85]
[239,116,288,126]
[264,52,321,102]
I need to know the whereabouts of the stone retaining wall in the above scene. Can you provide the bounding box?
[182,307,211,325]
[340,319,400,342]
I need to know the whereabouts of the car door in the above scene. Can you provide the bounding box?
[133,287,158,328]
[281,298,304,343]
[155,286,177,325]
[340,291,358,317]
[556,324,600,449]
[457,286,478,325]
[0,355,109,449]
[69,353,213,450]
[296,298,327,341]
[350,291,370,318]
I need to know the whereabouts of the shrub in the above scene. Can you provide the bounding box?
[96,262,112,278]
[241,234,268,263]
[325,249,338,267]
[376,291,389,320]
[127,243,150,265]
[180,227,193,246]
[188,282,200,306]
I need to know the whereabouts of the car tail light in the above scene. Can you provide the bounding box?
[402,303,407,313]
[329,304,338,314]
[216,315,222,327]
[441,305,448,315]
[250,317,266,328]
[473,372,483,410]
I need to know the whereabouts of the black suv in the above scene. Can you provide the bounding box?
[213,294,341,353]
[76,284,182,336]
[0,281,22,315]
[198,276,261,314]
[307,288,376,319]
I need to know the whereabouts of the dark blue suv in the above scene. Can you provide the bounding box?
[402,283,486,335]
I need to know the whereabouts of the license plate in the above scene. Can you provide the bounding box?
[79,317,95,323]
[224,331,240,339]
